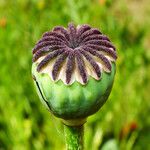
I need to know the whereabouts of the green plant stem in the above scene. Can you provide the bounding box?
[64,124,84,150]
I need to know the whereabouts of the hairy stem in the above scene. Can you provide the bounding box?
[64,124,84,150]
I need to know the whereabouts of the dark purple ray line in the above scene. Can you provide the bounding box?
[37,49,65,72]
[87,45,117,59]
[33,46,50,62]
[81,34,110,43]
[76,24,91,36]
[33,45,67,54]
[85,44,117,59]
[66,52,75,84]
[68,23,77,48]
[42,31,68,44]
[53,26,70,41]
[52,52,69,80]
[32,41,65,54]
[85,42,116,51]
[79,49,101,78]
[33,47,64,62]
[84,40,116,50]
[81,46,112,71]
[75,51,87,84]
[79,28,102,43]
[37,36,67,44]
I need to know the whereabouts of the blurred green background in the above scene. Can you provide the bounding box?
[0,0,150,149]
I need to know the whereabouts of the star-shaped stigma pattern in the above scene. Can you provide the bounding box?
[32,23,117,85]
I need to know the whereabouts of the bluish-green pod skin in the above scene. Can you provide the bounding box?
[32,63,116,120]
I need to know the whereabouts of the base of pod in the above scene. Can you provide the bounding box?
[61,118,87,126]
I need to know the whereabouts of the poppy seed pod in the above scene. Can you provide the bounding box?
[32,23,117,126]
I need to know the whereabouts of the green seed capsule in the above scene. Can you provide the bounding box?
[32,23,117,126]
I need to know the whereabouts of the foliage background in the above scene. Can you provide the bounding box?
[0,0,150,149]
